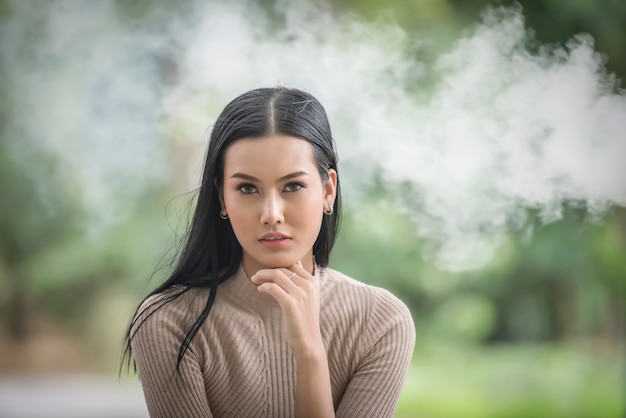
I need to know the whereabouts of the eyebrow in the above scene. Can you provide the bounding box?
[230,171,310,182]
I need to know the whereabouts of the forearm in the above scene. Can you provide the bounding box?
[294,344,335,418]
[251,265,335,416]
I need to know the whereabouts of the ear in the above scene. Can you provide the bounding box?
[323,169,337,210]
[215,177,226,212]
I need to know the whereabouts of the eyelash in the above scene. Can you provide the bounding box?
[236,182,304,194]
[237,184,257,194]
[284,182,304,192]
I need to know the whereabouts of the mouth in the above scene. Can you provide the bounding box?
[259,232,290,240]
[259,233,292,248]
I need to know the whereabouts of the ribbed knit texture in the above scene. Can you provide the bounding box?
[131,267,415,418]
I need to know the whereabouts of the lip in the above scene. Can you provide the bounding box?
[259,232,290,241]
[259,232,292,249]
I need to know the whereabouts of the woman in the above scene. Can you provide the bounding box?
[124,87,415,417]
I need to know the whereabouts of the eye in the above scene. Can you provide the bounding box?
[237,183,257,194]
[284,182,304,192]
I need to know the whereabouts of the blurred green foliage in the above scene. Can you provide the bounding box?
[396,343,621,417]
[337,0,626,80]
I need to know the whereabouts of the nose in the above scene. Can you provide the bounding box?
[260,192,284,225]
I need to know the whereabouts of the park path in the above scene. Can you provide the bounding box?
[0,375,148,418]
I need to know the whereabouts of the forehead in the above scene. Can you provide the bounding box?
[223,135,316,175]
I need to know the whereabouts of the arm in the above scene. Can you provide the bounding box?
[130,294,213,418]
[251,263,335,418]
[335,291,415,418]
[293,340,334,418]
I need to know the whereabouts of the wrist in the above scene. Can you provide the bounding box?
[293,339,327,364]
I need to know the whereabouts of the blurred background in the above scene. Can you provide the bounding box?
[1,0,625,417]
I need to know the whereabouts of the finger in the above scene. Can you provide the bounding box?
[256,282,298,312]
[251,268,298,290]
[283,266,318,299]
[287,262,314,281]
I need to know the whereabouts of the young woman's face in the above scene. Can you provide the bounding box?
[220,134,337,276]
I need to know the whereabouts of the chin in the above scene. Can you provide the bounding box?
[256,253,303,269]
[265,258,299,268]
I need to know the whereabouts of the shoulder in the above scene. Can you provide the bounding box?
[319,267,415,342]
[136,286,207,319]
[321,267,412,316]
[131,286,209,345]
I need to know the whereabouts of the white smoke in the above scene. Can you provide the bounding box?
[2,1,624,270]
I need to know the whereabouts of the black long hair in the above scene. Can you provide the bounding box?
[122,86,342,372]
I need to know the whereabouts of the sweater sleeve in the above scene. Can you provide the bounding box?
[131,293,213,418]
[335,289,415,418]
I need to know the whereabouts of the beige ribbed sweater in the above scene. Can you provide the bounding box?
[131,266,415,418]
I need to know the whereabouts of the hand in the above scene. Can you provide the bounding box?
[251,263,335,417]
[250,262,324,357]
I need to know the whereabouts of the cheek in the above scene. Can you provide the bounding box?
[295,194,324,225]
[223,190,244,213]
[223,193,251,228]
